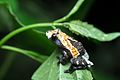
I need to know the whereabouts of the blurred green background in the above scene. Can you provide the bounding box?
[0,0,120,80]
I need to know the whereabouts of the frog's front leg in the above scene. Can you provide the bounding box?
[57,49,70,65]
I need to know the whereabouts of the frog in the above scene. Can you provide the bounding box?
[46,29,93,73]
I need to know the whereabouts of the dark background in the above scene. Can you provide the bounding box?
[0,0,120,80]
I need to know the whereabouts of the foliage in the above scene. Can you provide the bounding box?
[0,0,120,80]
[32,49,93,80]
[65,20,120,41]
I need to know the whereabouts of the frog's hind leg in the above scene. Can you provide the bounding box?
[64,64,84,74]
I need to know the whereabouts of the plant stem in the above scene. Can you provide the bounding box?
[54,0,84,23]
[0,23,63,46]
[1,45,48,63]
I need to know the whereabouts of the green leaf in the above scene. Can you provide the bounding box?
[32,49,59,80]
[1,45,48,63]
[32,49,93,80]
[59,64,74,80]
[59,64,93,80]
[65,20,120,41]
[75,70,93,80]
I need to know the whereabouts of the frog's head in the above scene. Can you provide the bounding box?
[46,29,61,39]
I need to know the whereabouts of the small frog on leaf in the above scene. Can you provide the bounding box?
[46,29,93,73]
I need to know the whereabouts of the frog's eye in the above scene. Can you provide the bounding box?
[52,33,56,37]
[52,33,57,39]
[56,29,61,34]
[51,33,57,40]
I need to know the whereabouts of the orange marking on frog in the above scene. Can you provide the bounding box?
[71,47,79,58]
[57,31,80,58]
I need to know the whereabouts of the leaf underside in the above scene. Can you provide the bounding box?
[65,20,120,41]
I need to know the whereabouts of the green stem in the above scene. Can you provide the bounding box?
[0,23,63,46]
[1,45,48,63]
[54,0,84,23]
